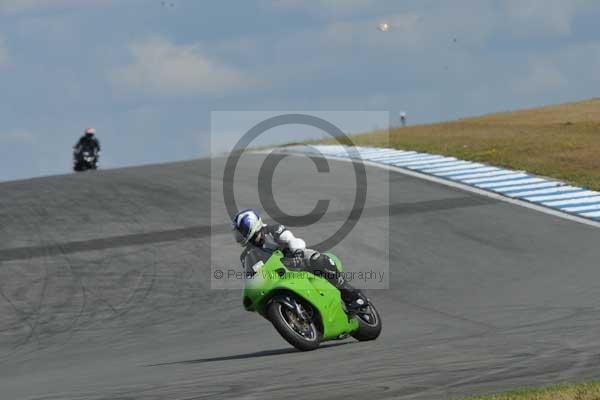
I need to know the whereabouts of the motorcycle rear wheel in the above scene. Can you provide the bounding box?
[351,301,382,341]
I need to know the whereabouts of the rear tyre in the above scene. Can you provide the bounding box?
[267,297,321,351]
[351,301,382,341]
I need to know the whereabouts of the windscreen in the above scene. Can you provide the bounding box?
[242,247,273,277]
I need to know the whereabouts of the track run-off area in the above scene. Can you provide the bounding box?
[1,153,599,399]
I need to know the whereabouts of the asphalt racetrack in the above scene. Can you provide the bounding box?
[1,153,599,399]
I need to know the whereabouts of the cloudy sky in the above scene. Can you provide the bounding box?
[1,0,599,181]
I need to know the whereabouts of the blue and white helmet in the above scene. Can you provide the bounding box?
[232,209,263,245]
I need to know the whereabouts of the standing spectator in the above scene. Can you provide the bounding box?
[400,111,407,127]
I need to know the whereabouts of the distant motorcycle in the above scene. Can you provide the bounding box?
[73,146,98,172]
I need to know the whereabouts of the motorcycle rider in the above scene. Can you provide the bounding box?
[73,128,101,171]
[74,128,101,157]
[232,208,367,310]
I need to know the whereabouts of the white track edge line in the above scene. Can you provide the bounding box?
[272,150,600,229]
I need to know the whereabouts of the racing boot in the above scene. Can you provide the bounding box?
[307,253,368,310]
[339,282,368,311]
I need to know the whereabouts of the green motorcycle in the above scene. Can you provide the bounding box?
[242,248,382,351]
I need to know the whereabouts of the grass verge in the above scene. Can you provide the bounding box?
[456,381,600,400]
[316,98,600,191]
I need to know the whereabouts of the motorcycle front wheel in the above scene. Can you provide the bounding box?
[267,296,321,351]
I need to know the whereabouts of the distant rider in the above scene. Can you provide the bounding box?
[74,127,101,157]
[232,209,367,310]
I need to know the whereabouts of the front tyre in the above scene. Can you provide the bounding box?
[351,301,382,341]
[267,297,321,351]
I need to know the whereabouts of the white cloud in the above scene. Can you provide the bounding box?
[268,0,375,17]
[0,35,8,66]
[0,0,42,13]
[513,57,567,94]
[279,1,497,58]
[111,37,255,96]
[0,0,109,14]
[319,13,422,48]
[505,0,582,36]
[0,130,35,143]
[510,41,600,99]
[542,41,600,96]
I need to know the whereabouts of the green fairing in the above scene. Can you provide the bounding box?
[243,250,359,340]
